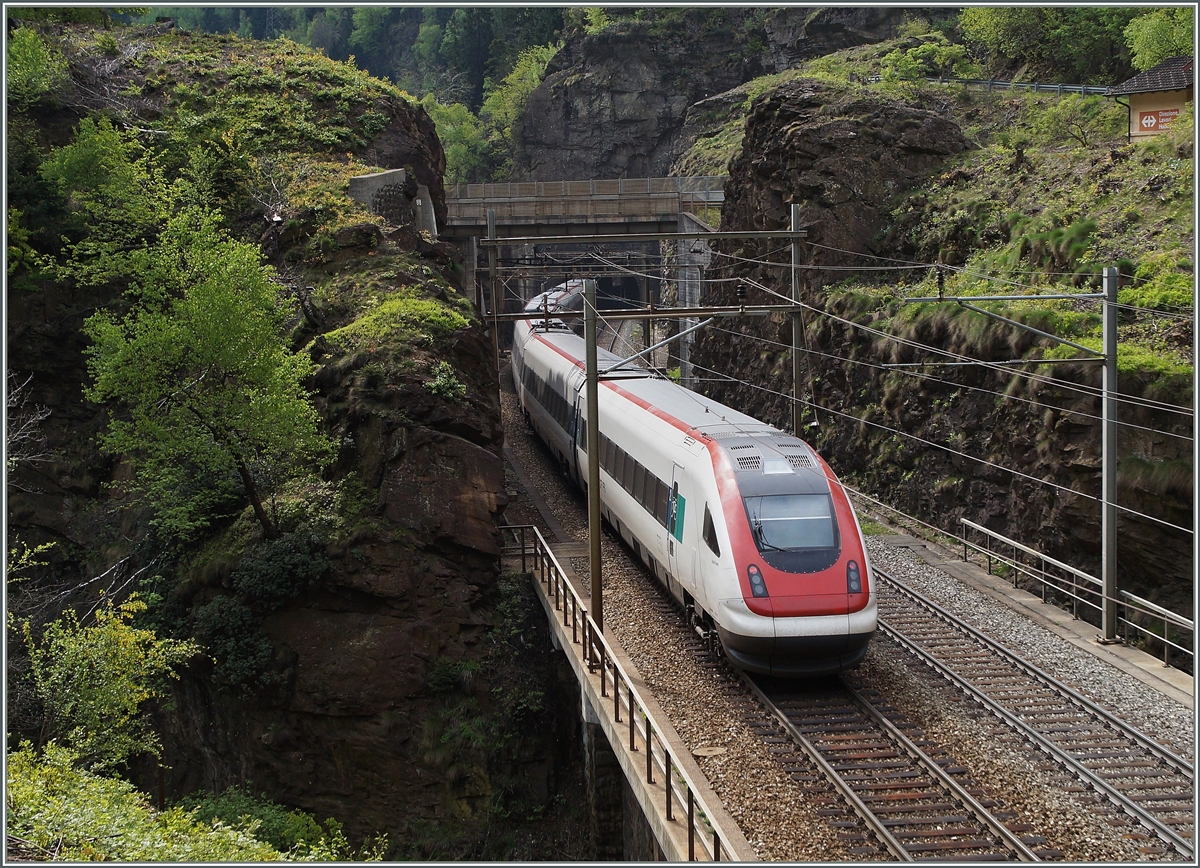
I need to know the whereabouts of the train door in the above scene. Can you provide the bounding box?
[571,367,590,489]
[666,463,687,582]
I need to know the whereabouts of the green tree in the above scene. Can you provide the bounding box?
[1030,93,1125,148]
[39,117,166,289]
[5,26,69,109]
[439,8,493,108]
[1124,8,1195,71]
[959,7,1139,83]
[6,6,148,29]
[83,209,334,541]
[880,36,979,81]
[480,43,558,155]
[420,95,488,183]
[22,595,200,772]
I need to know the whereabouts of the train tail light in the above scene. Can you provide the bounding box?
[847,560,862,594]
[748,564,769,598]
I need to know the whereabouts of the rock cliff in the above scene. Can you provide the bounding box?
[514,7,922,180]
[6,24,586,857]
[692,78,1192,617]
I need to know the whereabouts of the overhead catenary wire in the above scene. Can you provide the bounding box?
[706,324,1194,445]
[734,278,1194,418]
[684,354,1193,538]
[704,242,1194,319]
[517,264,1192,543]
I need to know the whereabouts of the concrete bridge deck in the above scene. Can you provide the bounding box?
[442,176,725,238]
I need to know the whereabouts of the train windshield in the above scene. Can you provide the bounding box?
[744,494,837,552]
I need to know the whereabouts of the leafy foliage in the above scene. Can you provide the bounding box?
[192,595,275,691]
[178,787,327,853]
[880,35,979,81]
[324,290,471,353]
[5,26,70,108]
[420,95,488,183]
[230,526,329,612]
[480,44,558,150]
[1029,94,1125,149]
[6,742,283,861]
[958,7,1140,83]
[21,595,200,772]
[83,208,334,540]
[1124,8,1195,72]
[424,361,467,402]
[39,117,167,289]
[6,743,386,860]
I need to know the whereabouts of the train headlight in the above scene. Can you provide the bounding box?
[847,560,862,594]
[747,564,769,598]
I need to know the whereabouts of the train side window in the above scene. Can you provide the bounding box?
[621,452,635,492]
[655,479,671,526]
[702,504,721,557]
[605,437,615,474]
[632,463,646,505]
[615,449,628,489]
[639,467,655,509]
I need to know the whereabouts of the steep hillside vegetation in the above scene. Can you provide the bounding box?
[7,21,588,858]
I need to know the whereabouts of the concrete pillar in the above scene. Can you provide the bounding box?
[624,779,665,860]
[582,693,624,859]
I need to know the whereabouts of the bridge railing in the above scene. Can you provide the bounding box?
[959,519,1193,670]
[448,176,724,200]
[501,524,736,861]
[446,177,725,222]
[865,75,1110,96]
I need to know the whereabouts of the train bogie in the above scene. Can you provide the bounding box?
[512,309,876,678]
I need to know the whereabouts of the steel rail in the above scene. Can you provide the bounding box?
[878,569,1194,778]
[840,681,1043,861]
[736,670,914,861]
[876,568,1195,860]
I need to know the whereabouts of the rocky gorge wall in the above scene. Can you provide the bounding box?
[6,30,589,854]
[514,6,919,181]
[691,78,1193,618]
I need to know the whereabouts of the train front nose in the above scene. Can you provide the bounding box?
[715,596,875,677]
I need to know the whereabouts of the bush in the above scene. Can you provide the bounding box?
[22,595,200,772]
[6,745,387,860]
[425,361,467,401]
[1030,94,1125,148]
[178,787,325,853]
[5,28,69,109]
[230,526,328,612]
[192,596,275,691]
[6,743,282,861]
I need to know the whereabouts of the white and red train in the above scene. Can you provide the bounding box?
[512,289,876,676]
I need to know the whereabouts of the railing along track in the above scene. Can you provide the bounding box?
[876,568,1195,860]
[741,672,1050,861]
[502,524,736,861]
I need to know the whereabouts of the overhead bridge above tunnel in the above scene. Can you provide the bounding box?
[441,176,725,239]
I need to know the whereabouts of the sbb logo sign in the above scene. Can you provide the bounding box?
[1138,109,1181,132]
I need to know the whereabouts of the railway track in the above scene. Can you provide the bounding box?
[875,568,1195,861]
[742,673,1053,860]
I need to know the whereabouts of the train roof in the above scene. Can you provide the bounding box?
[522,322,830,493]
